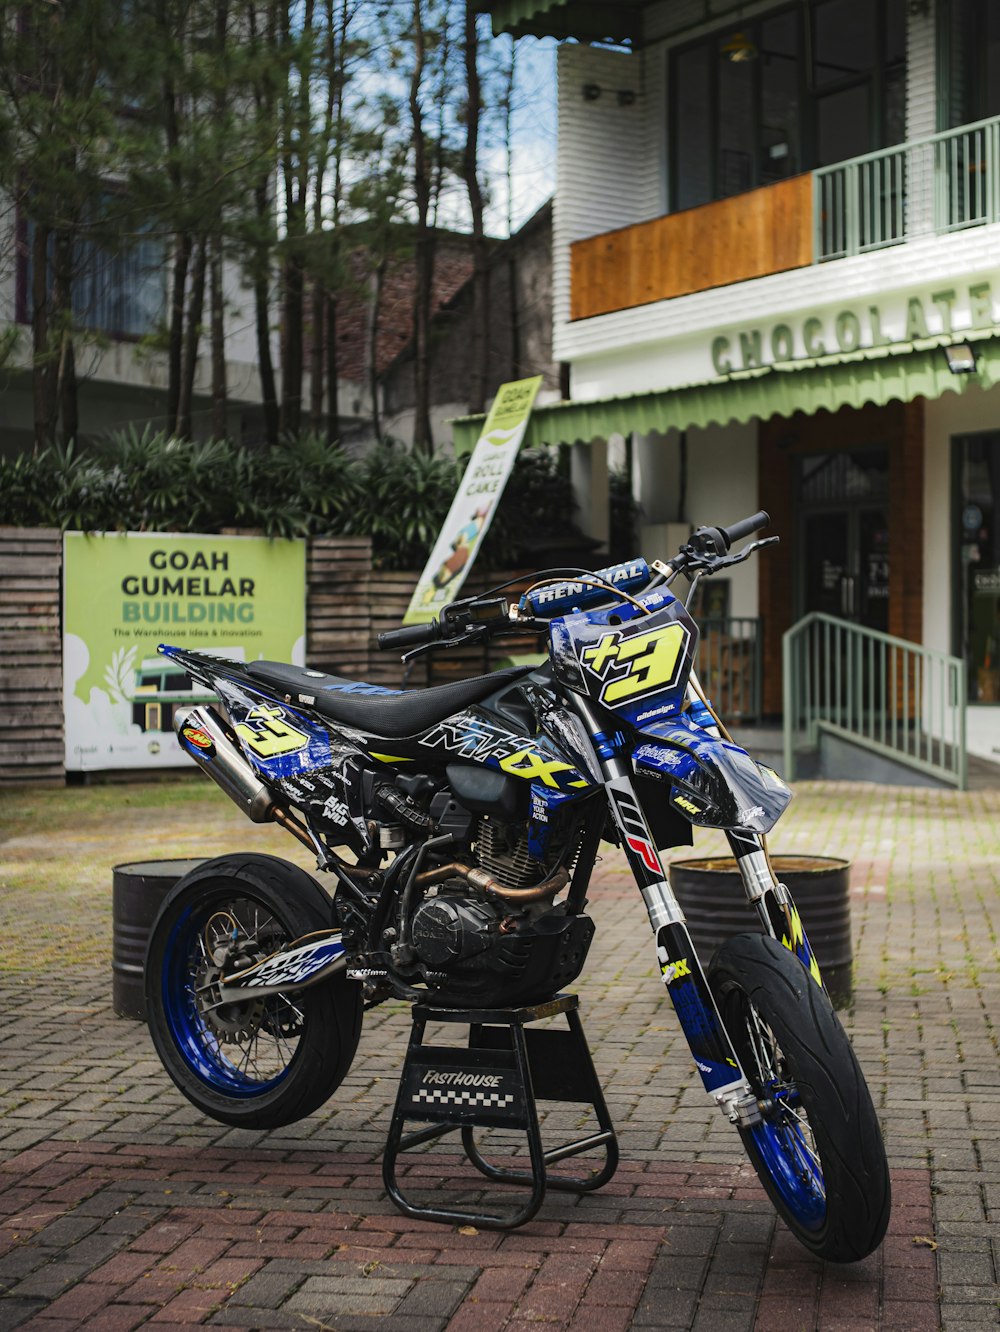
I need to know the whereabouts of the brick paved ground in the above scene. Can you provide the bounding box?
[1,778,999,1329]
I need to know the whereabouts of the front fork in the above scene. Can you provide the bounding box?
[569,695,824,1127]
[602,772,762,1128]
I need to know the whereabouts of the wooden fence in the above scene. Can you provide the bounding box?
[0,528,64,785]
[0,529,537,785]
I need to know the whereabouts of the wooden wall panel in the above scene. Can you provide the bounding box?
[571,175,814,321]
[0,528,64,785]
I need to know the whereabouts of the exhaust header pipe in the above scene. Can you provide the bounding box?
[174,705,275,823]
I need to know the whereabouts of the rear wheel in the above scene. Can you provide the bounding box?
[145,854,362,1129]
[709,932,890,1262]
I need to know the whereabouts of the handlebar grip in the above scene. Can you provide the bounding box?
[720,510,769,549]
[377,620,440,651]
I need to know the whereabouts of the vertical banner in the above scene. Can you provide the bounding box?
[63,532,305,772]
[403,376,543,624]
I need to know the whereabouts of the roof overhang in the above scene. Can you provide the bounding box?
[452,336,1000,454]
[478,0,645,43]
[478,0,754,44]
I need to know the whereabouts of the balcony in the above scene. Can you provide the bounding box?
[570,114,1000,322]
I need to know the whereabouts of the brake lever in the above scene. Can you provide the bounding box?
[400,626,488,666]
[716,534,780,569]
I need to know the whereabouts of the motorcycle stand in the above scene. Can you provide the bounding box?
[382,993,619,1229]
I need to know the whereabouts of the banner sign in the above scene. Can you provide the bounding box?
[403,376,543,624]
[63,531,305,772]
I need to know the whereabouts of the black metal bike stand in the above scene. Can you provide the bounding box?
[382,993,619,1230]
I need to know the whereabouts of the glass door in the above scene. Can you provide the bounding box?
[797,449,890,723]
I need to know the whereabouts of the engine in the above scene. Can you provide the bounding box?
[404,816,595,1007]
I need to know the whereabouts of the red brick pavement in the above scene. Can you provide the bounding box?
[0,1140,938,1330]
[9,779,998,1328]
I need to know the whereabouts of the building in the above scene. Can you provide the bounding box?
[470,0,1000,768]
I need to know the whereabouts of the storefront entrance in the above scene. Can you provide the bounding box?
[798,449,890,632]
[757,400,923,715]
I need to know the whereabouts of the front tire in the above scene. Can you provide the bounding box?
[709,932,890,1262]
[145,853,362,1130]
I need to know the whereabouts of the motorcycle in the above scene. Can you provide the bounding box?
[144,511,890,1262]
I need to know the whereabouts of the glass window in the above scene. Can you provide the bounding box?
[955,433,1000,703]
[813,0,876,87]
[674,43,712,210]
[21,203,167,339]
[717,32,755,197]
[760,12,801,182]
[816,83,872,166]
[670,1,905,212]
[944,0,1000,126]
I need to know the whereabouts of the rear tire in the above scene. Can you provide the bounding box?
[145,853,362,1130]
[709,932,890,1262]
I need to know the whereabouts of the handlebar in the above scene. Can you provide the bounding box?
[377,620,441,651]
[719,510,769,549]
[377,513,774,654]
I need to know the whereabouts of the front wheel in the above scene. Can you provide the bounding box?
[709,932,890,1262]
[145,853,363,1130]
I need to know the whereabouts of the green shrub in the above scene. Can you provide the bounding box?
[0,432,586,569]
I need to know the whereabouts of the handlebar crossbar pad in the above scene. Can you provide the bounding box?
[377,620,440,651]
[720,510,769,549]
[520,558,650,617]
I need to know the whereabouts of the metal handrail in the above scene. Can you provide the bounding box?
[814,113,1000,261]
[782,613,967,789]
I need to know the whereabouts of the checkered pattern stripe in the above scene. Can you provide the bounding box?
[412,1087,515,1109]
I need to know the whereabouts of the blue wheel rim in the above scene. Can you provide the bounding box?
[750,1096,826,1230]
[161,898,298,1098]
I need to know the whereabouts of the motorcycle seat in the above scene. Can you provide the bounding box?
[245,661,535,738]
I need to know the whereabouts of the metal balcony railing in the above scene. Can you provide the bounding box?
[782,614,967,788]
[814,114,1000,261]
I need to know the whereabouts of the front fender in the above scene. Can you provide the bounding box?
[631,717,792,833]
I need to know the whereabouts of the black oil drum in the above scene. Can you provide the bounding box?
[668,855,853,1008]
[112,859,205,1020]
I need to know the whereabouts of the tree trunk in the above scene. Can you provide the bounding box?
[52,230,77,445]
[167,233,192,437]
[463,1,488,415]
[409,0,433,453]
[369,261,385,443]
[178,237,207,439]
[279,0,313,439]
[210,237,227,439]
[325,290,339,442]
[209,0,229,441]
[30,223,52,451]
[252,175,280,444]
[281,252,304,438]
[309,279,325,432]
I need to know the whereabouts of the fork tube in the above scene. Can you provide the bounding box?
[727,830,824,988]
[569,694,751,1111]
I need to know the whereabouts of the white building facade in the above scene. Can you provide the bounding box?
[476,0,1000,761]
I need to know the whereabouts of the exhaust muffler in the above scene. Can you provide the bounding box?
[175,705,275,823]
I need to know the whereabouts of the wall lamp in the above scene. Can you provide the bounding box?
[581,83,637,106]
[943,342,978,375]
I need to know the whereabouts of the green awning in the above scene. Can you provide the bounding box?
[480,0,643,42]
[452,338,1000,455]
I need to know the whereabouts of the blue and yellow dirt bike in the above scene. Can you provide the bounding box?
[145,511,890,1261]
